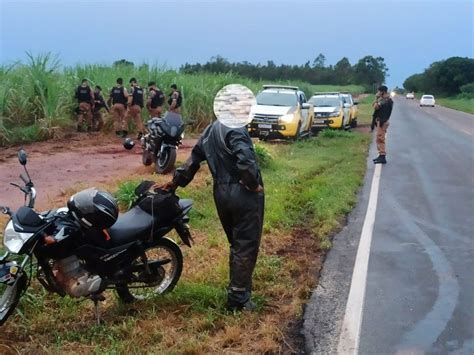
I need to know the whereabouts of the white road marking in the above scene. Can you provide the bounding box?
[337,163,382,354]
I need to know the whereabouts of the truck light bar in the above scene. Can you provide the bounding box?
[263,84,299,90]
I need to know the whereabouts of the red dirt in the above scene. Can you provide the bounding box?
[0,133,197,210]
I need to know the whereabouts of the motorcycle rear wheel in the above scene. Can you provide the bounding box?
[116,238,183,303]
[155,148,177,174]
[0,272,27,326]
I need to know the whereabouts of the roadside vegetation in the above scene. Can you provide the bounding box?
[435,97,474,114]
[0,98,373,353]
[403,56,474,114]
[1,132,370,353]
[0,53,365,147]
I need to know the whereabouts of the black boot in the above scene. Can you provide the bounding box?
[373,155,387,164]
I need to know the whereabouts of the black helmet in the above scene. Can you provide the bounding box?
[67,188,118,229]
[123,138,135,150]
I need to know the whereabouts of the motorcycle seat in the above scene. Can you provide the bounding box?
[108,206,153,246]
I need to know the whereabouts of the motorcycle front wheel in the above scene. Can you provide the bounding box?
[0,272,27,326]
[116,238,183,303]
[142,149,153,166]
[155,147,177,174]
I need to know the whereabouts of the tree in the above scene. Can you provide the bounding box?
[403,57,474,95]
[353,56,388,89]
[113,59,134,67]
[334,57,353,85]
[312,53,326,68]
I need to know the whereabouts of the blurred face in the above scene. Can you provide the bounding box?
[82,81,88,86]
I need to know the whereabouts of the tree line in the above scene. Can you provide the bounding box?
[403,57,474,96]
[180,54,388,91]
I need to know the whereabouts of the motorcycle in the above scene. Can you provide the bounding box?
[140,111,185,174]
[0,149,193,326]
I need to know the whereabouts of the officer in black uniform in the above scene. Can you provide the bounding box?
[75,79,94,132]
[168,83,182,113]
[128,78,145,136]
[371,85,394,164]
[109,78,129,137]
[146,82,165,118]
[162,119,264,311]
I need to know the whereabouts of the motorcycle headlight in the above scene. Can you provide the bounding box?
[279,114,294,123]
[329,111,341,117]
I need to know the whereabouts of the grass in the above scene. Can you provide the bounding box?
[435,97,474,114]
[0,131,371,353]
[0,53,366,146]
[355,94,375,126]
[0,67,374,352]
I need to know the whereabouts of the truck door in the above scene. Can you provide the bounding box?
[342,97,350,127]
[299,92,309,132]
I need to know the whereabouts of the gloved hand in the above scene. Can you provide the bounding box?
[153,181,177,192]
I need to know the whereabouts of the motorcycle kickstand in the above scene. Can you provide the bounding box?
[90,294,106,325]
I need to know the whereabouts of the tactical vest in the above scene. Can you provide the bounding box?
[77,86,92,103]
[150,89,164,108]
[131,86,144,107]
[111,86,127,105]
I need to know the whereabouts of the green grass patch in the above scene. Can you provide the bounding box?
[1,101,373,353]
[435,97,474,114]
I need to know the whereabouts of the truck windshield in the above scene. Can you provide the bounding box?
[309,96,341,107]
[256,92,297,106]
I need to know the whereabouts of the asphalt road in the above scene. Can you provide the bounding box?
[303,98,474,354]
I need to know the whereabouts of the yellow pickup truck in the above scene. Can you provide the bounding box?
[248,85,314,140]
[341,92,359,128]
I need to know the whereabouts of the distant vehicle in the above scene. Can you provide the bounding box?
[406,92,415,99]
[308,92,350,131]
[420,95,436,107]
[248,85,314,140]
[340,92,358,128]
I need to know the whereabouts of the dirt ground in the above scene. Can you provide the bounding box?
[0,132,197,210]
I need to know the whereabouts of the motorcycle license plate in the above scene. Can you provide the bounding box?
[258,124,272,129]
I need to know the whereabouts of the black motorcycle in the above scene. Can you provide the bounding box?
[0,149,193,326]
[140,112,185,174]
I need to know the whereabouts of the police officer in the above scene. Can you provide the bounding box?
[371,85,394,164]
[128,78,145,137]
[109,78,129,137]
[168,83,182,113]
[75,79,94,132]
[161,119,264,311]
[92,85,109,132]
[146,82,165,118]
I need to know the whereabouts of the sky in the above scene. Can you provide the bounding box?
[0,0,473,88]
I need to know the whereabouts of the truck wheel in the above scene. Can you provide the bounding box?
[350,118,358,128]
[293,122,302,141]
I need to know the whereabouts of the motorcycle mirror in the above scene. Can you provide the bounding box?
[18,149,28,165]
[213,84,256,128]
